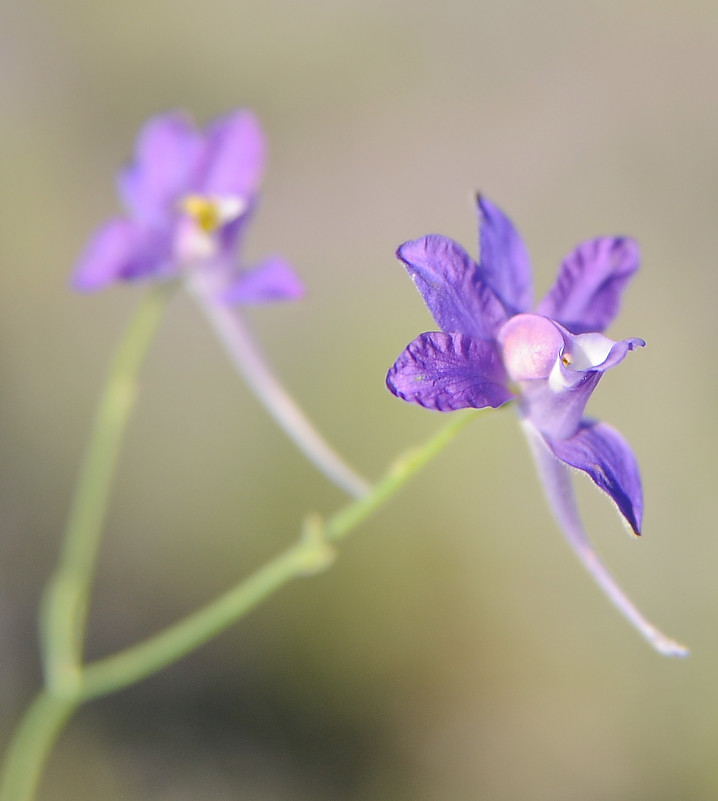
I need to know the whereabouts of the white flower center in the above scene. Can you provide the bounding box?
[564,332,614,371]
[549,331,614,391]
[175,194,247,262]
[180,194,247,233]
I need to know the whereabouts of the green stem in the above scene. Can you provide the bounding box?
[1,287,172,801]
[79,410,480,700]
[0,692,77,801]
[40,285,173,694]
[80,537,318,700]
[324,410,479,543]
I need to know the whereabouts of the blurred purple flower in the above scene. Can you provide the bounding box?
[387,196,686,655]
[73,110,303,305]
[71,110,371,498]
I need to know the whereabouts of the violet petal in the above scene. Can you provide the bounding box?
[536,236,640,334]
[397,236,508,341]
[546,419,643,535]
[72,218,173,291]
[117,111,204,227]
[222,256,305,305]
[477,194,533,315]
[386,332,513,411]
[199,110,266,200]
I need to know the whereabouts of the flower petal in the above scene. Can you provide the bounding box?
[72,218,173,291]
[397,235,508,341]
[198,110,266,200]
[499,315,644,441]
[117,111,204,227]
[536,237,640,334]
[521,419,688,657]
[222,256,305,305]
[477,194,533,315]
[499,313,565,381]
[386,332,512,411]
[545,419,643,535]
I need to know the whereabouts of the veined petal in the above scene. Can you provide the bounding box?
[397,236,508,341]
[72,218,174,291]
[477,194,533,315]
[536,237,640,334]
[199,110,266,200]
[222,256,305,305]
[546,420,643,535]
[117,111,204,227]
[386,332,512,411]
[521,419,688,657]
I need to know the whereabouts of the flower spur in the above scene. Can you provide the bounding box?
[387,195,687,656]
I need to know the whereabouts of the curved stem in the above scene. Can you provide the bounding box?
[79,410,480,700]
[41,284,174,692]
[521,420,688,657]
[80,538,316,700]
[188,276,370,498]
[0,692,77,801]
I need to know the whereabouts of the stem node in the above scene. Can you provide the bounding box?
[297,514,336,575]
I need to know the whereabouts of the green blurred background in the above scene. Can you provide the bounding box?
[2,0,717,798]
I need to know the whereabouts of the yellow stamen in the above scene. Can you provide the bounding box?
[180,195,222,234]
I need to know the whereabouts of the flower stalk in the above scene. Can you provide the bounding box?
[2,285,173,801]
[0,692,77,801]
[41,284,174,689]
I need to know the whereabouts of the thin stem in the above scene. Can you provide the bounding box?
[0,287,173,801]
[41,284,174,694]
[0,692,77,801]
[324,410,479,543]
[80,539,317,700]
[521,419,688,657]
[79,410,480,700]
[188,275,370,498]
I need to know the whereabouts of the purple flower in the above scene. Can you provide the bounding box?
[387,196,686,655]
[73,110,303,305]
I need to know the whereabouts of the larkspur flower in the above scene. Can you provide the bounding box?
[73,110,369,498]
[73,109,303,304]
[387,195,687,655]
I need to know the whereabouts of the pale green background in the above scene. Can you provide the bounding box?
[1,1,716,799]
